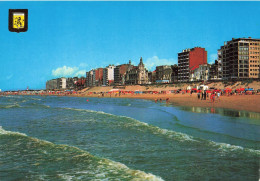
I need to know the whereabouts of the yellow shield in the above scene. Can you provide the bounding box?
[13,13,25,29]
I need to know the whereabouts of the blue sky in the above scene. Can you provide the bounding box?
[0,1,259,91]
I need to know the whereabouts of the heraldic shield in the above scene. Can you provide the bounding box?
[9,9,28,33]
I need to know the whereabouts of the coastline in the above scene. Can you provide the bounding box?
[2,81,260,113]
[75,93,260,113]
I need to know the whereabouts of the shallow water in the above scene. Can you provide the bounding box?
[0,96,259,180]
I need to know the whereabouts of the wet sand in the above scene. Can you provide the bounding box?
[79,93,260,113]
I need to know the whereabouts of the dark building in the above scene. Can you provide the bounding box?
[114,61,132,85]
[66,77,77,90]
[155,65,172,83]
[209,60,221,80]
[171,64,178,83]
[86,70,95,87]
[148,71,156,84]
[75,77,86,90]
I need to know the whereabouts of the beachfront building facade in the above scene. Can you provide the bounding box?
[178,47,207,82]
[103,65,115,86]
[171,64,178,83]
[46,77,77,90]
[125,57,149,85]
[137,57,149,84]
[209,60,222,80]
[114,61,133,85]
[95,68,103,86]
[57,77,67,90]
[46,79,58,90]
[148,71,156,84]
[218,37,260,80]
[86,69,95,87]
[75,77,86,90]
[66,77,77,90]
[190,64,210,81]
[155,65,172,83]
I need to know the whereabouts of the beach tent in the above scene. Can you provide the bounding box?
[224,88,232,93]
[110,89,120,93]
[235,88,245,93]
[245,88,254,91]
[134,90,142,94]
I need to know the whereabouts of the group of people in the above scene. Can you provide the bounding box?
[197,91,207,100]
[197,91,221,103]
[155,98,170,103]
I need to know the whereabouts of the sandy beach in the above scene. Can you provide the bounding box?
[3,81,260,113]
[79,92,260,113]
[77,81,260,113]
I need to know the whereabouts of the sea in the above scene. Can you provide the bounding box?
[0,95,259,181]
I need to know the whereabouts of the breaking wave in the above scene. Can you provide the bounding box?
[0,104,20,109]
[63,107,260,156]
[0,126,164,181]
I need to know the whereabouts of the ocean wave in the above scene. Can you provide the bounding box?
[62,107,260,156]
[63,107,196,142]
[0,126,164,181]
[0,126,27,136]
[206,141,260,156]
[30,98,41,101]
[174,122,260,143]
[23,102,50,108]
[0,104,20,109]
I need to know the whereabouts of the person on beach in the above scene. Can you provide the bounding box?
[210,93,215,103]
[197,92,200,100]
[217,92,220,101]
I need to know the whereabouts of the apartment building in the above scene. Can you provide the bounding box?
[103,65,115,86]
[218,37,260,80]
[178,47,207,82]
[86,70,95,87]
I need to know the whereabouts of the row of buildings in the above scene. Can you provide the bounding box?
[86,58,151,87]
[178,37,260,82]
[46,77,86,90]
[46,37,260,90]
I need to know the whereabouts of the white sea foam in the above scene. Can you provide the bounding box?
[31,98,41,100]
[63,107,196,142]
[0,126,27,136]
[208,141,260,155]
[62,107,260,155]
[0,104,20,109]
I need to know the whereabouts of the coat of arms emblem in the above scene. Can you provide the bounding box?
[9,9,28,33]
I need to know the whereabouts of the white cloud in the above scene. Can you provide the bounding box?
[210,54,217,64]
[52,66,86,77]
[74,70,86,77]
[144,56,177,71]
